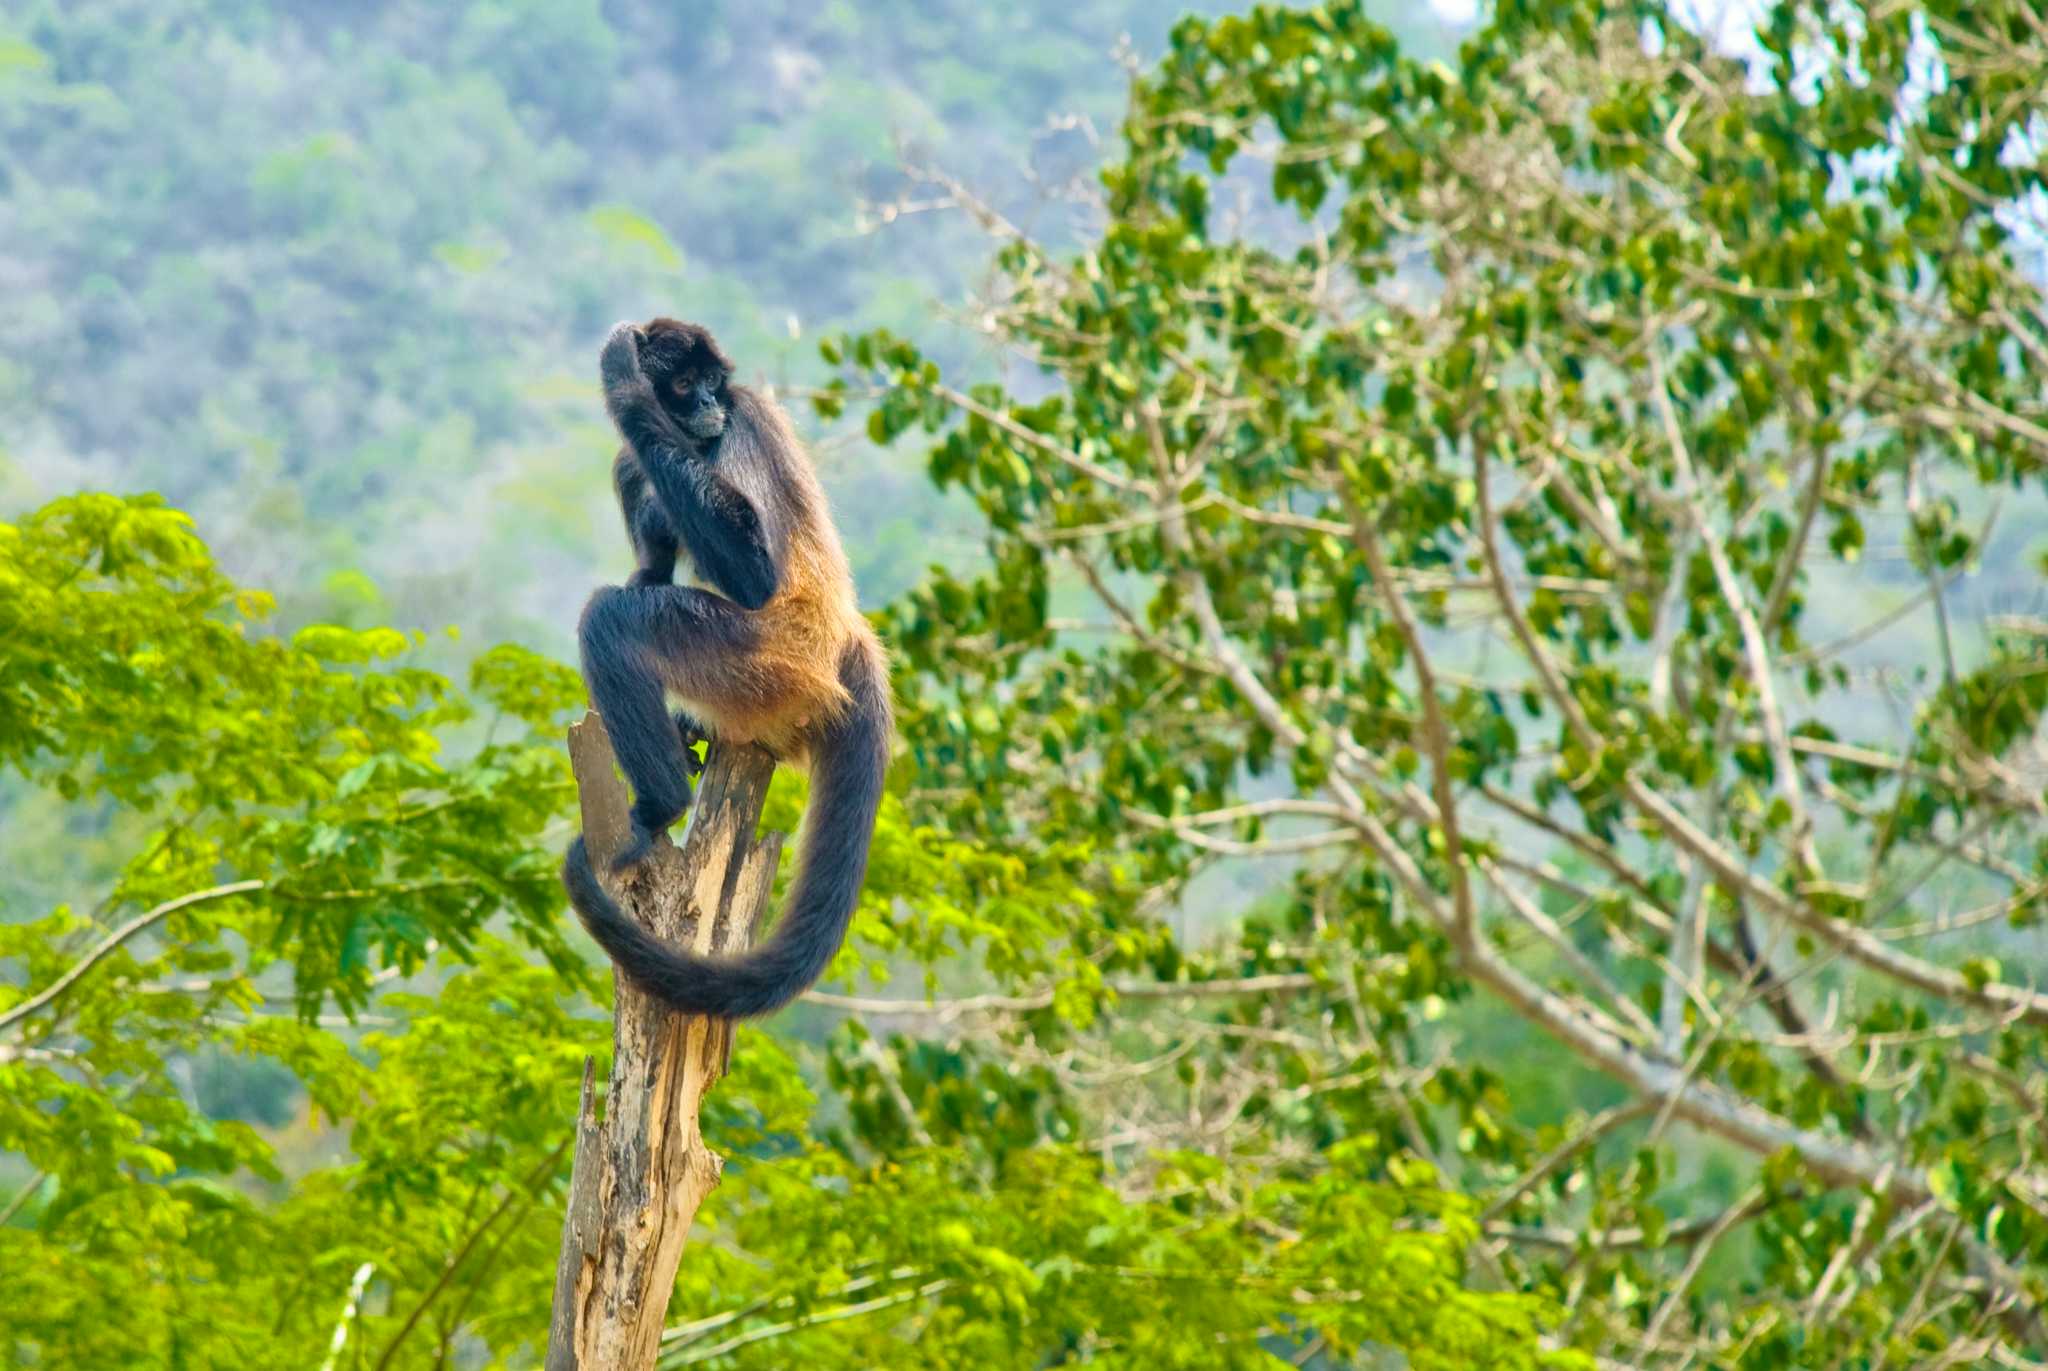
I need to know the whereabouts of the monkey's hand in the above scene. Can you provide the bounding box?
[674,711,708,778]
[601,323,691,450]
[599,321,647,390]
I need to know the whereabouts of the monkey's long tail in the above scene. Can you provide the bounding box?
[562,640,892,1019]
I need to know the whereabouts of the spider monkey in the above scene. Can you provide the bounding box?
[562,317,892,1019]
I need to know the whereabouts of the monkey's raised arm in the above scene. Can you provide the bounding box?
[601,327,784,610]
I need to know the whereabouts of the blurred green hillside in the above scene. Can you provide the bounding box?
[0,0,1462,647]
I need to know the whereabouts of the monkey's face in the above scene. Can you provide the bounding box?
[665,367,728,441]
[637,318,736,446]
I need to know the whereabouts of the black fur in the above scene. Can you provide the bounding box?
[563,641,892,1019]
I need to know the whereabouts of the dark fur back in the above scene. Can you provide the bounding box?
[562,641,891,1018]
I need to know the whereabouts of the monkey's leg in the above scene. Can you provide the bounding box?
[577,584,760,870]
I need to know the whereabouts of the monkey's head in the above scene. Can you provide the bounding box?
[639,318,735,443]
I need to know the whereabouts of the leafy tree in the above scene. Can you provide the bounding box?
[829,2,2048,1364]
[0,494,598,1365]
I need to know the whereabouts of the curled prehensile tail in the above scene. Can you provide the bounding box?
[561,642,891,1019]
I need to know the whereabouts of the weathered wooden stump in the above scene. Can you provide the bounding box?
[546,711,782,1371]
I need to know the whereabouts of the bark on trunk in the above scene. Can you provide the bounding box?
[546,711,782,1371]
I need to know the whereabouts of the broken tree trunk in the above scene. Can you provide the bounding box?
[546,711,783,1371]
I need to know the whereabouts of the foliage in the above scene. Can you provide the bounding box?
[1,490,1543,1367]
[668,1133,1567,1370]
[0,494,601,1365]
[0,493,585,1008]
[826,2,2048,1365]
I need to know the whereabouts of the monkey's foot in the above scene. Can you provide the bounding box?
[609,824,657,875]
[612,792,689,874]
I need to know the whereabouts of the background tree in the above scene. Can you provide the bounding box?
[830,1,2048,1364]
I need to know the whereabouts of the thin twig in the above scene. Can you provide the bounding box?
[803,973,1322,1022]
[0,880,266,1033]
[375,1135,572,1371]
[0,1170,48,1228]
